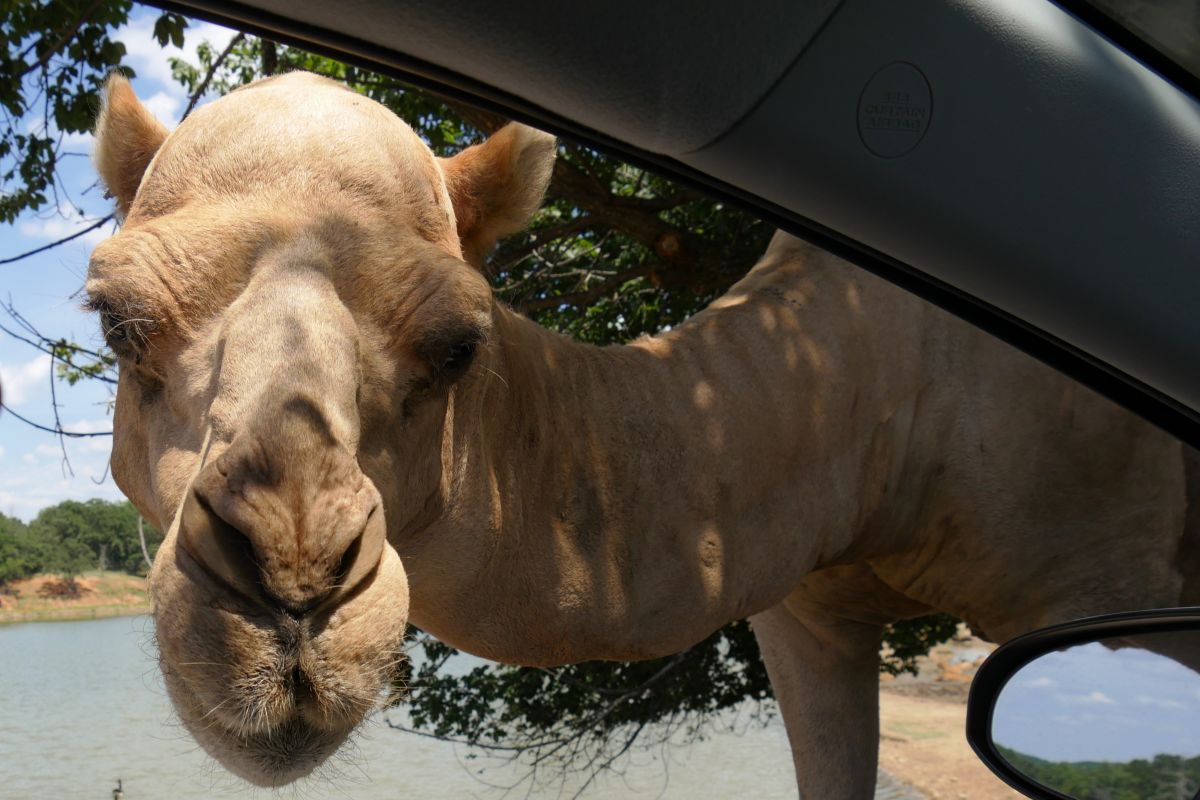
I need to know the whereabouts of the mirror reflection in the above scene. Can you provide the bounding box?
[992,631,1200,800]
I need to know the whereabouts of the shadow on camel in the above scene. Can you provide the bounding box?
[86,71,1200,798]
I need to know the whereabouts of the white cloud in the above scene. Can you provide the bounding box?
[1021,676,1056,689]
[24,114,93,151]
[141,90,182,124]
[18,206,114,250]
[0,451,122,521]
[63,417,113,435]
[115,15,239,125]
[1135,695,1187,710]
[16,420,112,467]
[63,417,115,453]
[24,442,62,465]
[0,354,51,407]
[0,444,6,460]
[59,128,94,149]
[1059,691,1116,706]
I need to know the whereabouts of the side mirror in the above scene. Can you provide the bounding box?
[967,608,1200,800]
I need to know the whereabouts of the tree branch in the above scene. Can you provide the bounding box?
[612,188,706,210]
[489,216,605,276]
[181,32,246,120]
[0,307,116,385]
[138,516,153,569]
[525,216,602,246]
[516,263,655,313]
[16,0,106,81]
[0,216,113,265]
[48,350,74,477]
[435,95,509,136]
[0,403,111,437]
[260,39,277,76]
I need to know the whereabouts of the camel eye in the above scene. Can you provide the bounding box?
[100,310,128,347]
[420,332,480,385]
[86,296,154,359]
[440,340,477,376]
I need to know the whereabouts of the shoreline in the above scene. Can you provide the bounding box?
[0,603,151,625]
[0,572,151,626]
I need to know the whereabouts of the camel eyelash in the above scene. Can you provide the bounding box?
[418,327,485,382]
[83,294,160,358]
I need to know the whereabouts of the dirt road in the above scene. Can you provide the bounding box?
[876,631,1024,800]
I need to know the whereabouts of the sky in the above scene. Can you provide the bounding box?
[0,7,239,521]
[992,635,1200,763]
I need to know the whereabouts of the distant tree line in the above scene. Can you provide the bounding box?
[999,745,1200,800]
[0,500,162,583]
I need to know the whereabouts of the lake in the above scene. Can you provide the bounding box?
[0,616,800,799]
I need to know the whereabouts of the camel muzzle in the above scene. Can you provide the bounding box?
[177,417,388,618]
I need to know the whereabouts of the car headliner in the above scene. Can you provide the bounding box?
[151,0,1200,449]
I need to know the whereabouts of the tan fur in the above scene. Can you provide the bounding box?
[439,123,556,268]
[94,75,169,218]
[89,73,1193,796]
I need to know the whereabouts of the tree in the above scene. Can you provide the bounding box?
[0,511,32,583]
[0,6,960,787]
[0,1,187,223]
[27,502,92,577]
[22,498,161,576]
[0,1,183,401]
[0,499,161,580]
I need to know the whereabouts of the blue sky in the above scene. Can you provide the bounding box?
[993,636,1200,763]
[0,7,238,521]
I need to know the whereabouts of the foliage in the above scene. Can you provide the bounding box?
[391,620,774,789]
[0,12,962,782]
[999,745,1200,800]
[1,1,137,222]
[0,499,160,579]
[880,613,961,677]
[0,511,33,583]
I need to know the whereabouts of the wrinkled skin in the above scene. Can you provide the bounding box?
[92,72,1198,797]
[89,72,552,784]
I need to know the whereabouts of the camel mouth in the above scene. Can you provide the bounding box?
[150,527,410,786]
[192,711,355,787]
[162,631,379,787]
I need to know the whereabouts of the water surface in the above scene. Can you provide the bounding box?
[0,616,797,799]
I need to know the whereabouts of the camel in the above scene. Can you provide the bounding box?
[87,71,1199,797]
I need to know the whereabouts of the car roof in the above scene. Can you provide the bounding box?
[154,0,1200,448]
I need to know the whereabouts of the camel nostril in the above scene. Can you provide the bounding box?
[205,500,257,563]
[181,444,389,617]
[178,489,269,608]
[334,530,364,589]
[332,503,387,601]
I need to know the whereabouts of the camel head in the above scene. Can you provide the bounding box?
[86,72,555,785]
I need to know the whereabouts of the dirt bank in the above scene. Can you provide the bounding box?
[878,629,1022,799]
[0,572,150,624]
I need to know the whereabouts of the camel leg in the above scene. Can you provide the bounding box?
[752,602,884,800]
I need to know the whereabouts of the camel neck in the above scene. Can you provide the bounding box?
[408,237,913,664]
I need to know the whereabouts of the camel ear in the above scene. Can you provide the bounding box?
[439,123,556,268]
[94,74,170,219]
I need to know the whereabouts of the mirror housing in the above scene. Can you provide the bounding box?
[967,608,1200,800]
